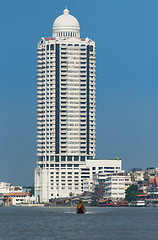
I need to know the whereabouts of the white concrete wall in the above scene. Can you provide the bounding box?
[104,175,125,199]
[35,159,123,202]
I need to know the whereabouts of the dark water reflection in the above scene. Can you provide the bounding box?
[0,206,157,240]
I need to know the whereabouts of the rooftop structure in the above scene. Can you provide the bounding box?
[52,9,80,38]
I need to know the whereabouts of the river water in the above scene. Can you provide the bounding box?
[0,206,157,240]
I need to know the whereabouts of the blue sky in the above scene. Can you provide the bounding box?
[0,0,158,185]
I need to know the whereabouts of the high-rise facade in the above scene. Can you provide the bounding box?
[34,9,124,203]
[35,9,96,202]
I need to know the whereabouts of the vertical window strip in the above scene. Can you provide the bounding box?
[87,45,90,155]
[55,44,60,154]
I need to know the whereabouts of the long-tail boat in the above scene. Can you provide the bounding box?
[77,200,85,214]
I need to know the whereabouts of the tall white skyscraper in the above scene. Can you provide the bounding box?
[34,8,96,202]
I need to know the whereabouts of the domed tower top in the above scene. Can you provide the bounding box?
[52,8,80,38]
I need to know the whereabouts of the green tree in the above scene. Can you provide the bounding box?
[125,184,140,202]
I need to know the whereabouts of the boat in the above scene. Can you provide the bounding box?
[98,198,129,207]
[98,198,114,207]
[136,200,146,207]
[130,200,146,207]
[116,199,129,207]
[77,200,85,214]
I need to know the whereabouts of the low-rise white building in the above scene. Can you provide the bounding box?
[82,159,124,193]
[124,173,132,190]
[104,175,125,199]
[4,192,30,206]
[35,158,123,202]
[0,182,12,195]
[0,182,23,195]
[81,159,123,192]
[131,170,144,182]
[0,182,27,205]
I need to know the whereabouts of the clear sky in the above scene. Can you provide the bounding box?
[0,0,158,186]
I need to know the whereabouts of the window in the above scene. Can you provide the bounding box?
[47,45,49,50]
[74,164,79,167]
[38,156,43,161]
[50,44,54,50]
[67,164,72,168]
[81,156,85,161]
[61,156,66,161]
[55,156,59,162]
[74,156,79,161]
[50,156,54,161]
[89,46,93,51]
[67,156,72,161]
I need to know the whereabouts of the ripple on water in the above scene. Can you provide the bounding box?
[0,207,157,240]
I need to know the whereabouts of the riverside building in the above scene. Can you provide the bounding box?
[103,175,125,199]
[34,9,123,202]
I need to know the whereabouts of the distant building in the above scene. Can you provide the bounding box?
[0,182,11,195]
[131,170,144,182]
[3,192,30,206]
[22,186,32,193]
[146,188,158,206]
[124,173,132,190]
[148,176,158,188]
[144,167,158,181]
[131,168,142,172]
[0,182,22,195]
[82,161,124,197]
[104,175,125,199]
[0,182,28,206]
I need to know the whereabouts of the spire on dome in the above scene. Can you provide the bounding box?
[63,8,69,15]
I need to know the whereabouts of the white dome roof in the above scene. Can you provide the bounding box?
[52,9,80,38]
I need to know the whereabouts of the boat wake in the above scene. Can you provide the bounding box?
[65,211,96,214]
